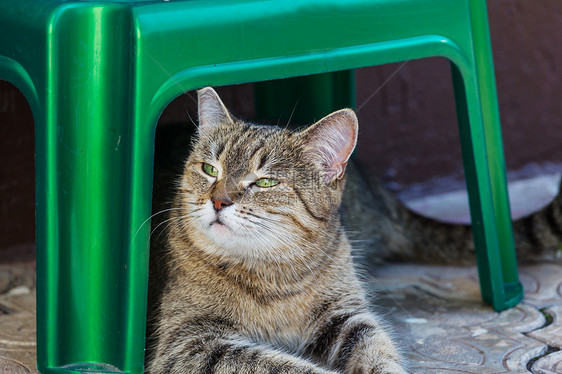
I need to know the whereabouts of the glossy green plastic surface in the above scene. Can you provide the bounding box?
[0,0,522,372]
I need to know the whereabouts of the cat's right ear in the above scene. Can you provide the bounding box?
[197,87,234,137]
[300,109,359,184]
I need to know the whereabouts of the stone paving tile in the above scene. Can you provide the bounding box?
[532,350,562,374]
[369,262,562,373]
[520,264,562,308]
[0,263,37,374]
[528,305,562,349]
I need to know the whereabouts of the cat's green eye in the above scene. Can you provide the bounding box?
[202,163,219,177]
[255,178,280,188]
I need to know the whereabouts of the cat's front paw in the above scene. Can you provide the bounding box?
[344,360,407,374]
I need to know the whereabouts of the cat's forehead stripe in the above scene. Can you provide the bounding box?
[227,126,272,162]
[248,139,265,161]
[248,133,286,172]
[225,131,254,165]
[213,139,227,161]
[257,151,269,171]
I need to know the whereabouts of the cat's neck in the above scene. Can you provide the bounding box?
[168,223,349,293]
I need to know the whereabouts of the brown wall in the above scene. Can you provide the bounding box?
[1,0,561,254]
[0,82,35,256]
[355,0,562,192]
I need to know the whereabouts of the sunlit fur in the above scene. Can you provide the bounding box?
[148,88,406,374]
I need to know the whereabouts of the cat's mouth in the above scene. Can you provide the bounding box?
[210,218,225,226]
[210,217,230,230]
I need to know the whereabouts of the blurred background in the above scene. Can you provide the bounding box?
[1,0,561,260]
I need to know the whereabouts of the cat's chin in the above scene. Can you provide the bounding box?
[198,221,251,256]
[203,236,263,262]
[198,225,274,263]
[208,220,234,237]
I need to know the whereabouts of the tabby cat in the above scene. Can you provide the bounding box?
[148,87,562,373]
[148,87,406,373]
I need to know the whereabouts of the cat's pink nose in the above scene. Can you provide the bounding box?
[212,196,233,211]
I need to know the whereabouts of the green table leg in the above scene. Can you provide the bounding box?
[450,0,522,311]
[35,5,152,373]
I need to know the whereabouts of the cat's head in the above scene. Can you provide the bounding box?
[176,87,358,263]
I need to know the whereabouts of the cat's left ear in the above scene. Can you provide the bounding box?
[301,109,358,184]
[197,87,234,137]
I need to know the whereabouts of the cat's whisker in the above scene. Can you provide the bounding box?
[244,229,287,272]
[185,106,198,128]
[150,216,181,238]
[250,226,329,280]
[152,214,194,241]
[129,207,186,250]
[227,216,312,278]
[284,100,299,130]
[254,217,344,271]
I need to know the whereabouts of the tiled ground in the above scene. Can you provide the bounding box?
[0,262,36,373]
[1,174,561,373]
[371,262,562,373]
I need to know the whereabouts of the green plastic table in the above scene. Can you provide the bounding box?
[0,0,523,372]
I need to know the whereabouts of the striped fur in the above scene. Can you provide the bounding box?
[148,88,405,374]
[342,163,562,265]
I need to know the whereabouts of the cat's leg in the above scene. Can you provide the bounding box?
[149,332,338,374]
[306,311,406,374]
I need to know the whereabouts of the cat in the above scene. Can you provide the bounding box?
[147,87,406,374]
[341,158,562,265]
[147,87,561,373]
